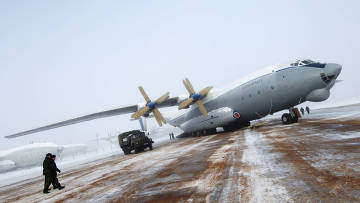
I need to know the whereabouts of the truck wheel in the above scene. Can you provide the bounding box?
[149,144,153,150]
[281,113,291,124]
[122,148,128,155]
[135,147,139,154]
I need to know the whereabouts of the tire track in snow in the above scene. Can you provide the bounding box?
[241,129,294,203]
[216,132,249,203]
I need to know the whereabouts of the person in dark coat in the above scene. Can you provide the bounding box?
[306,106,310,114]
[300,107,305,115]
[50,155,64,190]
[43,153,53,193]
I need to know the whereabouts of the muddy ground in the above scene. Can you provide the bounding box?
[1,104,360,203]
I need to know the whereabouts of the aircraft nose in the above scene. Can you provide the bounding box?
[325,63,342,78]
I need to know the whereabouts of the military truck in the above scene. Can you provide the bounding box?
[118,130,154,155]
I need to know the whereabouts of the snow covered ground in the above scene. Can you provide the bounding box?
[0,103,360,202]
[0,125,182,186]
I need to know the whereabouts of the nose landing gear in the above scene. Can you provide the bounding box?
[281,108,300,124]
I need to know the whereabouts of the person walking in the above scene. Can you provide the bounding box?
[43,153,53,194]
[300,107,305,115]
[50,154,65,190]
[306,106,310,114]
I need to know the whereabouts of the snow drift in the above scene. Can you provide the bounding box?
[0,143,87,173]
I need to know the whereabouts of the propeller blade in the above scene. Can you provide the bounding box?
[183,79,193,95]
[199,86,213,97]
[155,92,170,104]
[184,78,195,94]
[131,106,150,119]
[152,108,166,126]
[153,108,166,124]
[138,86,151,103]
[178,98,194,110]
[152,110,163,126]
[196,100,208,117]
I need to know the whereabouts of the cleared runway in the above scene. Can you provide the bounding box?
[1,104,360,202]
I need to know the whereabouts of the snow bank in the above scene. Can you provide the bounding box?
[0,143,60,170]
[307,97,360,110]
[0,143,87,173]
[0,160,15,171]
[60,144,88,158]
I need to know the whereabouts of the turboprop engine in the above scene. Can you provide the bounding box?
[178,78,212,117]
[131,86,169,126]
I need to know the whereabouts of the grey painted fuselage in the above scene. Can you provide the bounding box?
[169,60,342,133]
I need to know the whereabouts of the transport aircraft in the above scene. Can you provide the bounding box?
[5,59,342,138]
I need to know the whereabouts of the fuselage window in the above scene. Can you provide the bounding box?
[249,94,252,98]
[257,91,261,95]
[271,86,274,90]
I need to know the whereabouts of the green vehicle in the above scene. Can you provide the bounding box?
[118,130,154,155]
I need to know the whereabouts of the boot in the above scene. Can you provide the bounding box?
[43,189,50,194]
[58,185,65,190]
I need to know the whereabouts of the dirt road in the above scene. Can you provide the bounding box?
[1,104,360,202]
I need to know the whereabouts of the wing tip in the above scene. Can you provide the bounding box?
[4,134,17,139]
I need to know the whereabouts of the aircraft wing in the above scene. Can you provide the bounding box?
[156,96,180,108]
[5,97,180,139]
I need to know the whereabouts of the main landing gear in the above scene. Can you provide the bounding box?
[281,108,301,125]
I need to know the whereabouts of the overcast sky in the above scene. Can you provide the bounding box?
[1,0,359,150]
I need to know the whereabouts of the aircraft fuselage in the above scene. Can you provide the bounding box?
[169,61,342,133]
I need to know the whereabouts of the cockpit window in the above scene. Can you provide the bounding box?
[289,59,323,67]
[301,60,314,65]
[291,59,314,66]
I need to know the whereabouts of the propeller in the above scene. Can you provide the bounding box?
[131,86,169,126]
[178,78,212,117]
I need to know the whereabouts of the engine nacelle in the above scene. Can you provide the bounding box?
[180,107,239,133]
[305,88,330,102]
